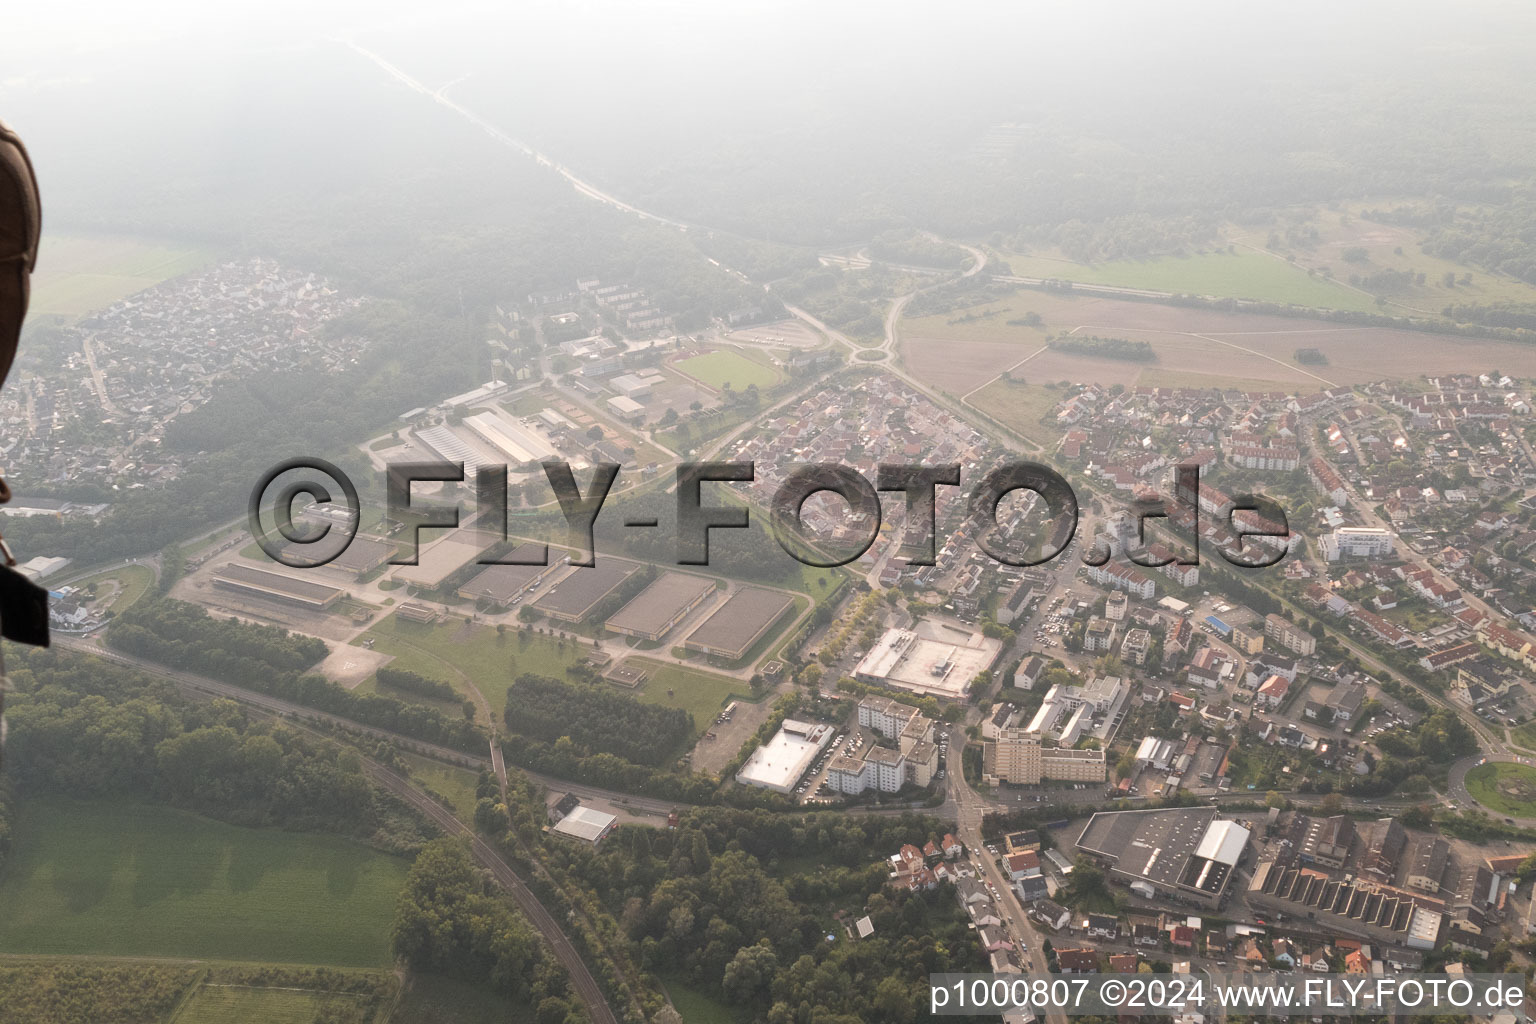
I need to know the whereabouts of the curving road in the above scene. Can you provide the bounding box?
[1447,753,1536,826]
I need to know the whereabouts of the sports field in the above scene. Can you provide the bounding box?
[0,799,407,966]
[28,234,208,319]
[676,348,780,391]
[1465,762,1536,817]
[1005,250,1380,312]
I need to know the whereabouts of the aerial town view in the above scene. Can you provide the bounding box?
[6,3,1536,1023]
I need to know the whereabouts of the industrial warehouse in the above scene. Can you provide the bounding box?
[606,571,714,641]
[1076,807,1252,910]
[214,563,347,610]
[683,586,795,660]
[532,559,639,622]
[457,542,562,607]
[389,534,487,591]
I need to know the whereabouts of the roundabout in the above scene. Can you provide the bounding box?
[1463,761,1536,818]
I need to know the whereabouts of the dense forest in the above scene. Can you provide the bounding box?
[392,838,579,1020]
[108,600,486,752]
[528,807,988,1024]
[2,648,434,851]
[503,674,693,768]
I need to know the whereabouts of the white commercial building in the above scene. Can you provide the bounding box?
[736,719,835,793]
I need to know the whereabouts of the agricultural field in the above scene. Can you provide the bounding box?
[174,984,368,1024]
[0,799,407,966]
[1237,204,1536,313]
[1003,248,1381,312]
[963,377,1068,447]
[28,234,209,320]
[353,612,587,714]
[622,658,756,736]
[675,348,781,391]
[1465,762,1536,818]
[898,287,1536,397]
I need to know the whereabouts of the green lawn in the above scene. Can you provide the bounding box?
[29,234,209,319]
[174,985,366,1024]
[0,799,408,966]
[965,377,1064,446]
[1465,762,1536,817]
[354,612,587,715]
[400,752,483,821]
[660,974,743,1024]
[676,349,781,391]
[395,974,538,1024]
[1004,249,1381,312]
[623,659,757,736]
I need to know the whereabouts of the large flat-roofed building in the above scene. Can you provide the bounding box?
[982,731,1106,786]
[607,572,715,641]
[215,563,346,610]
[534,559,640,623]
[390,535,487,591]
[853,619,1002,700]
[457,543,561,607]
[1076,808,1250,909]
[736,719,835,793]
[329,537,395,576]
[683,587,795,660]
[549,805,617,845]
[462,409,560,466]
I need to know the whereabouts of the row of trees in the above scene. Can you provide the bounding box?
[108,600,486,752]
[504,674,692,768]
[376,666,459,703]
[3,648,434,850]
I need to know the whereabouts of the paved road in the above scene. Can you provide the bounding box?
[1447,753,1536,825]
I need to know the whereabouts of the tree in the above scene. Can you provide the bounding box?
[1265,790,1288,810]
[586,425,604,441]
[722,942,779,1003]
